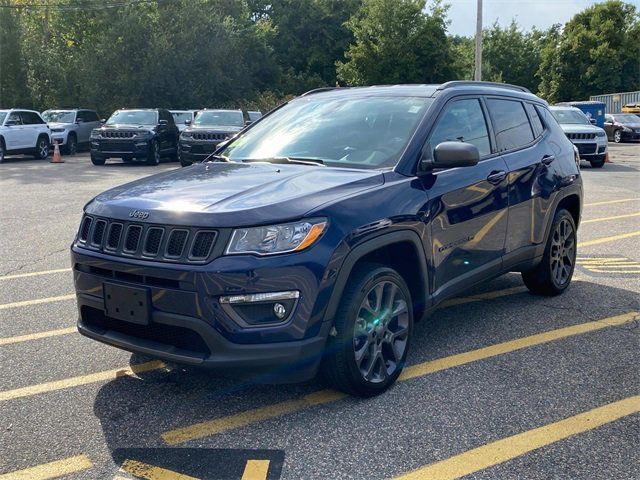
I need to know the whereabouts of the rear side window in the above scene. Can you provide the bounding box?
[486,99,534,151]
[7,112,22,125]
[525,103,544,138]
[85,111,100,122]
[76,111,86,122]
[159,110,174,125]
[428,98,491,157]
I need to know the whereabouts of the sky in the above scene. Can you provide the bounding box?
[445,0,640,36]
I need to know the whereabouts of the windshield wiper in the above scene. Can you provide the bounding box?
[242,157,326,166]
[203,154,230,163]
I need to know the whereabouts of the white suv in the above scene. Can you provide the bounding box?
[41,109,102,155]
[0,109,51,163]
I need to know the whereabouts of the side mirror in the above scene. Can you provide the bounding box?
[244,120,253,127]
[419,141,479,173]
[185,119,191,125]
[589,118,596,125]
[100,119,106,124]
[158,119,168,126]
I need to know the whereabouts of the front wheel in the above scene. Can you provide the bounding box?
[522,209,577,296]
[0,141,5,163]
[34,136,49,159]
[590,155,605,168]
[321,263,413,397]
[90,154,105,165]
[146,139,160,165]
[65,134,77,155]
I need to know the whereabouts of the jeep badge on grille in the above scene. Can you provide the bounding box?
[129,209,150,220]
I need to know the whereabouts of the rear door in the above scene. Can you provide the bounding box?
[20,111,44,148]
[4,112,28,149]
[485,98,558,265]
[421,97,509,302]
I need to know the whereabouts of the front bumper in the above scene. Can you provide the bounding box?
[620,130,640,142]
[570,138,607,159]
[179,140,220,162]
[71,245,332,381]
[51,132,68,146]
[91,138,151,158]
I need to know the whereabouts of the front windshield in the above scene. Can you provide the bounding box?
[0,111,7,124]
[42,111,75,123]
[614,114,640,123]
[194,111,244,127]
[107,110,157,125]
[222,96,432,169]
[551,109,590,125]
[171,111,193,124]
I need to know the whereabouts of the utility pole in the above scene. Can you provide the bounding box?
[474,0,483,81]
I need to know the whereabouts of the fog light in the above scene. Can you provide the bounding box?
[219,291,299,328]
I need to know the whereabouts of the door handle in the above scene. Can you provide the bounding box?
[486,170,507,184]
[541,154,555,165]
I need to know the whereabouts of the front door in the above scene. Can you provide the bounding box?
[420,97,509,302]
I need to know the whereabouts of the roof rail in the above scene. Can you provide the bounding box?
[437,81,530,93]
[300,87,347,97]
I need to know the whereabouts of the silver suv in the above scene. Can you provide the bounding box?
[550,106,608,168]
[0,109,51,163]
[41,109,102,155]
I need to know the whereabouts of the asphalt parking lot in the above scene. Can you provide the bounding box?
[1,144,638,480]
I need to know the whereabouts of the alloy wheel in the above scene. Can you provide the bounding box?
[614,130,621,143]
[550,218,575,286]
[353,281,409,383]
[39,140,49,158]
[68,136,77,155]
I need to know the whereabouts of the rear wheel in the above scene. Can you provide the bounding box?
[613,129,622,143]
[523,209,576,296]
[34,136,49,159]
[322,263,413,397]
[0,140,5,163]
[146,139,160,166]
[90,153,105,165]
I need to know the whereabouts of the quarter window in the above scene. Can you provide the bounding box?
[525,103,544,138]
[486,99,534,151]
[428,98,491,157]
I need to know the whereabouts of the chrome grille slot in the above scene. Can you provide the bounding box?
[166,230,188,257]
[106,223,123,250]
[91,220,107,246]
[124,225,143,252]
[79,216,93,242]
[143,227,164,256]
[190,231,216,259]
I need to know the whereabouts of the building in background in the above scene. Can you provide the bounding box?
[590,91,640,114]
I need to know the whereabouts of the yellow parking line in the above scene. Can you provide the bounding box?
[119,459,199,480]
[0,360,166,402]
[588,269,640,274]
[581,212,640,224]
[161,311,638,445]
[393,395,640,480]
[0,268,71,281]
[241,460,271,480]
[0,327,77,346]
[0,454,92,480]
[578,230,640,248]
[584,198,636,207]
[0,294,75,311]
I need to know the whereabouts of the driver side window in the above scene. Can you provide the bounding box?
[427,99,491,159]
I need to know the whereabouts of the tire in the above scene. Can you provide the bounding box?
[122,156,134,163]
[590,157,605,168]
[34,136,49,159]
[90,153,106,165]
[65,133,77,155]
[180,152,193,168]
[146,139,160,166]
[170,141,179,162]
[613,129,622,143]
[0,139,5,163]
[321,263,413,397]
[522,209,577,296]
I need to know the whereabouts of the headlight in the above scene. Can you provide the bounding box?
[90,130,101,139]
[596,130,606,137]
[226,219,327,255]
[135,131,152,138]
[180,132,192,139]
[621,126,632,132]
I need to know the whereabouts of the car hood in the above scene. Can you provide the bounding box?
[184,125,243,134]
[618,122,640,128]
[558,124,603,134]
[47,122,73,129]
[86,162,384,227]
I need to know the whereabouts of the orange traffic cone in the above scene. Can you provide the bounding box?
[50,141,64,163]
[604,152,612,163]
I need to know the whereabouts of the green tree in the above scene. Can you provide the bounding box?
[0,1,30,107]
[336,0,456,85]
[538,0,640,102]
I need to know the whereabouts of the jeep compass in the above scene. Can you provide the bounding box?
[72,82,582,396]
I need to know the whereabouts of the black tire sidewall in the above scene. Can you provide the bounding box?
[35,137,49,159]
[147,140,160,165]
[327,265,413,396]
[67,134,77,155]
[90,154,105,165]
[544,210,577,292]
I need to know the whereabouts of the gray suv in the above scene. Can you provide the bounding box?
[42,109,102,155]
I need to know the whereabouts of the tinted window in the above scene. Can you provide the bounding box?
[486,99,534,151]
[76,111,87,122]
[159,110,174,124]
[525,103,544,138]
[85,111,100,122]
[428,98,491,157]
[21,111,45,125]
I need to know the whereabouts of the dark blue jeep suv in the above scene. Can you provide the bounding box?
[72,82,582,396]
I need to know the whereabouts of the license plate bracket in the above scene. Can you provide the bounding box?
[103,282,150,325]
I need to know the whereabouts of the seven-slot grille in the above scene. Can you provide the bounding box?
[566,132,596,140]
[192,132,227,141]
[77,215,217,263]
[102,131,136,138]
